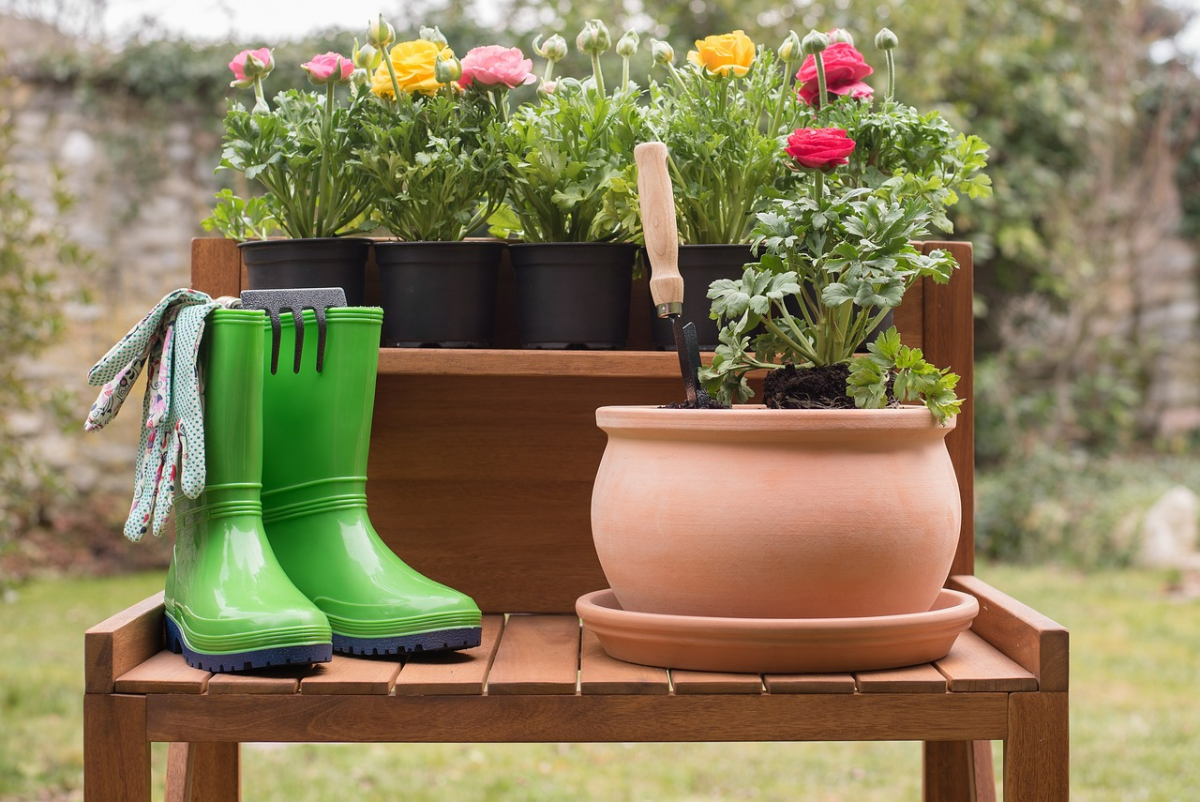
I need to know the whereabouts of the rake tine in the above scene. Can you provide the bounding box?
[240,288,348,375]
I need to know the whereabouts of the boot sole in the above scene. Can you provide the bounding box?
[333,627,482,657]
[166,614,333,673]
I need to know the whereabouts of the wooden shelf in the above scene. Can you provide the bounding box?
[376,347,706,378]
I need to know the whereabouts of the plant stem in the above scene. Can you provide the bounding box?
[667,64,692,99]
[252,77,269,114]
[621,56,629,92]
[769,59,794,135]
[886,51,895,101]
[815,169,825,202]
[591,53,606,96]
[764,317,819,364]
[314,82,335,237]
[814,50,827,111]
[383,47,403,106]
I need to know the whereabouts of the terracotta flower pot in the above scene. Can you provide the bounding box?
[591,406,961,619]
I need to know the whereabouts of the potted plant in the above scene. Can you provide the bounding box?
[356,19,515,347]
[589,28,992,623]
[642,30,806,349]
[206,48,374,304]
[496,20,647,349]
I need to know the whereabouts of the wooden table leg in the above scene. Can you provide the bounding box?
[84,694,150,802]
[1004,692,1069,801]
[166,742,242,802]
[923,740,996,802]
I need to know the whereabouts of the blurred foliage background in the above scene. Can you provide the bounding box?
[2,0,1200,571]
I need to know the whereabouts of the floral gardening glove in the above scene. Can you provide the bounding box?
[85,289,221,541]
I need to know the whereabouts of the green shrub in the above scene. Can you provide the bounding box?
[976,448,1200,568]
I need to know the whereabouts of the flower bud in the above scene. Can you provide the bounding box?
[368,14,395,48]
[576,19,611,56]
[828,28,854,46]
[801,30,829,56]
[434,53,462,84]
[353,40,383,71]
[228,48,274,88]
[539,79,557,95]
[650,38,675,66]
[533,33,568,63]
[875,27,898,51]
[616,29,640,58]
[249,50,274,76]
[777,30,801,63]
[420,26,449,49]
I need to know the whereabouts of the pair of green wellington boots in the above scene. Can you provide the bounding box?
[164,306,481,672]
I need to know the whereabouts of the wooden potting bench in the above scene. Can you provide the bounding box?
[84,239,1068,801]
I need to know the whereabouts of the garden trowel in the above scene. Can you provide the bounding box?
[634,142,708,407]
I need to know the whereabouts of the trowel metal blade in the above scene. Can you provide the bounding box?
[671,318,701,405]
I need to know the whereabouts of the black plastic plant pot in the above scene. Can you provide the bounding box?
[649,244,757,351]
[239,238,371,307]
[510,243,638,349]
[373,240,505,348]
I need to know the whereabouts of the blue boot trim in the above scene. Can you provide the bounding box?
[165,614,333,673]
[333,627,482,657]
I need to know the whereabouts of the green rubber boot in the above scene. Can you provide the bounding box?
[260,307,482,656]
[164,309,333,672]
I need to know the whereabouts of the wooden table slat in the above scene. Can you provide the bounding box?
[670,670,764,695]
[854,663,947,694]
[114,650,211,694]
[485,615,580,695]
[935,630,1040,693]
[206,668,310,695]
[763,673,857,694]
[300,655,401,695]
[579,629,670,695]
[393,615,505,696]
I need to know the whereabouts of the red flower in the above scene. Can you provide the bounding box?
[785,128,856,171]
[796,42,874,106]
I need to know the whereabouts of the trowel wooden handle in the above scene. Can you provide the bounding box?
[635,142,682,314]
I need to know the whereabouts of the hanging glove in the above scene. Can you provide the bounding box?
[85,289,213,429]
[85,289,221,541]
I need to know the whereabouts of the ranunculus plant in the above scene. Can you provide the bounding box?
[494,19,646,243]
[644,30,808,244]
[356,21,511,242]
[205,47,372,240]
[699,28,992,422]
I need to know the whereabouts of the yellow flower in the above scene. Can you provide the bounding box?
[371,39,455,97]
[687,30,756,78]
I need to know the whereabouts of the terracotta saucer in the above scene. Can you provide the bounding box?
[576,588,979,674]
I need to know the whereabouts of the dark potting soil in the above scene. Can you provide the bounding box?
[660,393,729,410]
[762,363,894,410]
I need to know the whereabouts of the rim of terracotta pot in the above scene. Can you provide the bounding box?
[596,404,956,439]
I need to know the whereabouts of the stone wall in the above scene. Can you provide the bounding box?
[6,71,219,521]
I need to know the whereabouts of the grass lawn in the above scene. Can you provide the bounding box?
[0,563,1196,801]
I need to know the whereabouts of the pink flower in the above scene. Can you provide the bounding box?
[458,46,536,90]
[796,42,874,106]
[784,127,856,172]
[229,48,273,83]
[302,52,354,85]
